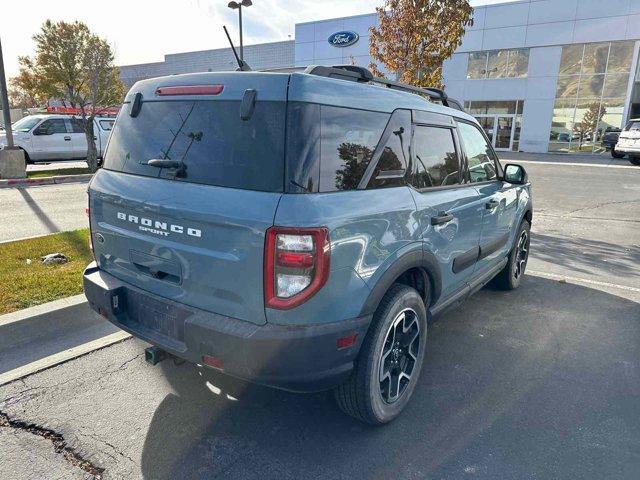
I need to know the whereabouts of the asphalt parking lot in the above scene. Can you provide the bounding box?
[1,159,639,479]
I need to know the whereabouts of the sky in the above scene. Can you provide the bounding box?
[1,0,512,78]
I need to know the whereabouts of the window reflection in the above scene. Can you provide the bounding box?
[458,122,498,183]
[410,127,460,188]
[467,49,530,79]
[550,41,634,153]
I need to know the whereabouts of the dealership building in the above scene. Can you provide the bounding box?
[119,0,640,154]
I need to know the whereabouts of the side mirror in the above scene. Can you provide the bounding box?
[33,126,48,136]
[503,163,528,185]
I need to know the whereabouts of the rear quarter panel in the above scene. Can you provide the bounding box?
[269,187,420,325]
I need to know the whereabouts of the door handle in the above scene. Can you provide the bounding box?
[431,212,454,226]
[64,136,71,141]
[486,199,500,210]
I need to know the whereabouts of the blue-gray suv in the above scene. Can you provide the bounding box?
[83,66,532,424]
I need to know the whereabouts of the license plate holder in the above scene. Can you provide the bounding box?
[125,290,187,342]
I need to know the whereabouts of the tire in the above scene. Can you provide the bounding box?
[493,219,531,290]
[629,157,640,166]
[21,149,33,165]
[335,284,428,425]
[611,149,625,159]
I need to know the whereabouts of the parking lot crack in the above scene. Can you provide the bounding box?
[565,199,640,215]
[0,410,105,479]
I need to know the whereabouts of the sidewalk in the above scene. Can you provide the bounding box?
[499,151,632,167]
[0,295,128,385]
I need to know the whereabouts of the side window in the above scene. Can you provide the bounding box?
[71,118,85,133]
[319,106,388,192]
[457,122,498,183]
[410,126,461,189]
[38,119,67,135]
[367,109,411,189]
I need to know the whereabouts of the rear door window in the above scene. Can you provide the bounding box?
[104,100,286,192]
[409,126,461,188]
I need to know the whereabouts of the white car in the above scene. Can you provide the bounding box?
[613,118,640,166]
[0,114,114,163]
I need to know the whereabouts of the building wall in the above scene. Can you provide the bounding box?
[119,40,295,88]
[296,0,640,153]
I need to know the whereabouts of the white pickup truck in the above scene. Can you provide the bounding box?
[0,114,114,163]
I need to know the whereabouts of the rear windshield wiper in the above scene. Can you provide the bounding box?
[144,159,182,168]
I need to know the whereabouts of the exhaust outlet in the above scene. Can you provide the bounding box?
[145,346,167,366]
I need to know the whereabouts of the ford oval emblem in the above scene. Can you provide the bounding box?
[328,31,359,48]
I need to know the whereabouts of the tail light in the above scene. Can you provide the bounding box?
[86,196,94,257]
[264,227,330,309]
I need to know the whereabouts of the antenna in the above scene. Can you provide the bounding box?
[223,25,252,71]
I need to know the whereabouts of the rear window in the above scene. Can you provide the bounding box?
[625,121,640,131]
[103,100,285,192]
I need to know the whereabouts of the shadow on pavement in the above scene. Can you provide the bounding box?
[140,276,640,480]
[16,187,59,234]
[531,232,640,278]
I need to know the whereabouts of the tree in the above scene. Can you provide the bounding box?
[14,20,125,171]
[7,79,40,110]
[369,0,474,89]
[573,102,605,150]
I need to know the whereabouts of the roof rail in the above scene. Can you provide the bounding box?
[303,65,464,112]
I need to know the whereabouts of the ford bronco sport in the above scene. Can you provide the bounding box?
[83,66,532,424]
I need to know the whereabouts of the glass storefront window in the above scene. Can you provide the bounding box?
[602,73,629,98]
[559,44,584,75]
[582,43,609,74]
[508,49,529,78]
[550,40,635,153]
[556,76,581,99]
[578,74,605,98]
[467,101,524,151]
[487,50,508,78]
[467,49,529,79]
[607,42,635,73]
[467,53,487,79]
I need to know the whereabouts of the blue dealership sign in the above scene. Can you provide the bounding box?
[328,31,359,48]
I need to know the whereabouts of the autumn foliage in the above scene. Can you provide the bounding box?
[369,0,474,89]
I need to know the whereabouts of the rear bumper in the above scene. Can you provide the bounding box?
[83,263,371,392]
[614,144,640,155]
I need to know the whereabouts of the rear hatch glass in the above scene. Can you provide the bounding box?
[104,99,285,192]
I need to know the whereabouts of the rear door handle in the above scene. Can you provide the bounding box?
[486,199,500,210]
[431,212,454,226]
[64,136,71,141]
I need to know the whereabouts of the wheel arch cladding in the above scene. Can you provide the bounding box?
[359,249,442,317]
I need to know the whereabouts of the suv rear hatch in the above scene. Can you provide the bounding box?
[89,73,289,325]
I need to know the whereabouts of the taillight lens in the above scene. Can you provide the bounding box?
[264,227,330,309]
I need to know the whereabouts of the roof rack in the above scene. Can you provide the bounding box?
[303,65,464,112]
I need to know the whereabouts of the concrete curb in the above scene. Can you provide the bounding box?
[0,174,93,188]
[0,295,129,385]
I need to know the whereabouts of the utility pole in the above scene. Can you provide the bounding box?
[227,0,252,62]
[0,37,14,148]
[0,36,26,179]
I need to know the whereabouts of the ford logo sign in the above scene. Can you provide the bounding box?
[328,31,359,48]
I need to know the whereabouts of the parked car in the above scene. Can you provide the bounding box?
[0,114,114,163]
[602,127,622,151]
[83,67,532,424]
[613,119,640,164]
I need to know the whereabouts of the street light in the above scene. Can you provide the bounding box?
[227,0,252,62]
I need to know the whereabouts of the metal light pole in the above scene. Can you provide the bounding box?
[0,37,14,148]
[227,0,252,61]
